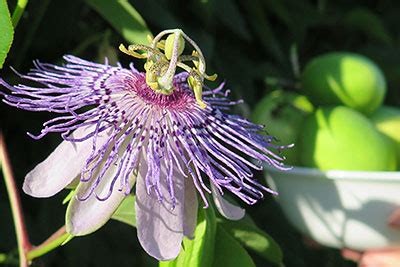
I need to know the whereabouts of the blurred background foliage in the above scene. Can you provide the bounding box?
[1,0,400,266]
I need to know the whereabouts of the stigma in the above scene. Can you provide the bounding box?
[119,29,217,109]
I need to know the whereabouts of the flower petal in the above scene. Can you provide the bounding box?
[66,164,136,236]
[183,176,198,239]
[211,184,245,220]
[23,125,109,198]
[135,163,184,261]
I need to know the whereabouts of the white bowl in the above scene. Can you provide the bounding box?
[265,165,400,250]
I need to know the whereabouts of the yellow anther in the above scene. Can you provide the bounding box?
[191,51,200,68]
[119,44,127,52]
[146,71,159,90]
[119,44,147,59]
[178,55,198,62]
[144,61,152,72]
[154,40,165,51]
[188,74,206,109]
[145,61,170,90]
[205,73,218,81]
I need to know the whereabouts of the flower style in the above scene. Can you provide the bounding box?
[0,29,288,260]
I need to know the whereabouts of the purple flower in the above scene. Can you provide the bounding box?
[1,29,287,260]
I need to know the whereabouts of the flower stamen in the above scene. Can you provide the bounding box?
[119,28,218,108]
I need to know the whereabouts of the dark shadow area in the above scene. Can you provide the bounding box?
[2,0,400,266]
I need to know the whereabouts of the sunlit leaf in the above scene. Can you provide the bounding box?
[159,205,217,267]
[85,0,152,44]
[219,215,283,265]
[0,0,14,69]
[111,195,136,227]
[212,224,256,267]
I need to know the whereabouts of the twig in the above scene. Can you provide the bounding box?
[0,132,31,267]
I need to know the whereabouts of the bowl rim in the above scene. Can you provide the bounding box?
[264,164,400,181]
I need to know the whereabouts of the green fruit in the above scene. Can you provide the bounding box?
[301,52,386,114]
[299,106,397,171]
[370,106,400,167]
[252,90,313,165]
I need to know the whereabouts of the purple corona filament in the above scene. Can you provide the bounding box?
[1,33,289,260]
[1,56,286,204]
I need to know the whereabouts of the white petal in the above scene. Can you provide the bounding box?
[135,163,184,261]
[66,164,136,236]
[211,184,245,220]
[183,176,198,239]
[23,125,109,198]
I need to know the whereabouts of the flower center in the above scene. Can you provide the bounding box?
[128,73,196,110]
[119,29,217,109]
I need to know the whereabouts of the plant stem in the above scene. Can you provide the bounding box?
[1,133,70,264]
[27,226,70,261]
[0,132,31,267]
[11,0,29,28]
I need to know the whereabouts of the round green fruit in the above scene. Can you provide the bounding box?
[370,106,400,167]
[252,90,313,165]
[301,52,386,114]
[298,106,397,171]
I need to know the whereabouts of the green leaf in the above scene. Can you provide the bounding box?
[0,0,14,69]
[159,205,217,267]
[343,7,393,45]
[219,215,283,265]
[111,195,136,227]
[212,224,256,267]
[85,0,152,45]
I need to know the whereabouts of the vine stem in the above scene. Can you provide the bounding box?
[0,132,31,267]
[27,226,70,261]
